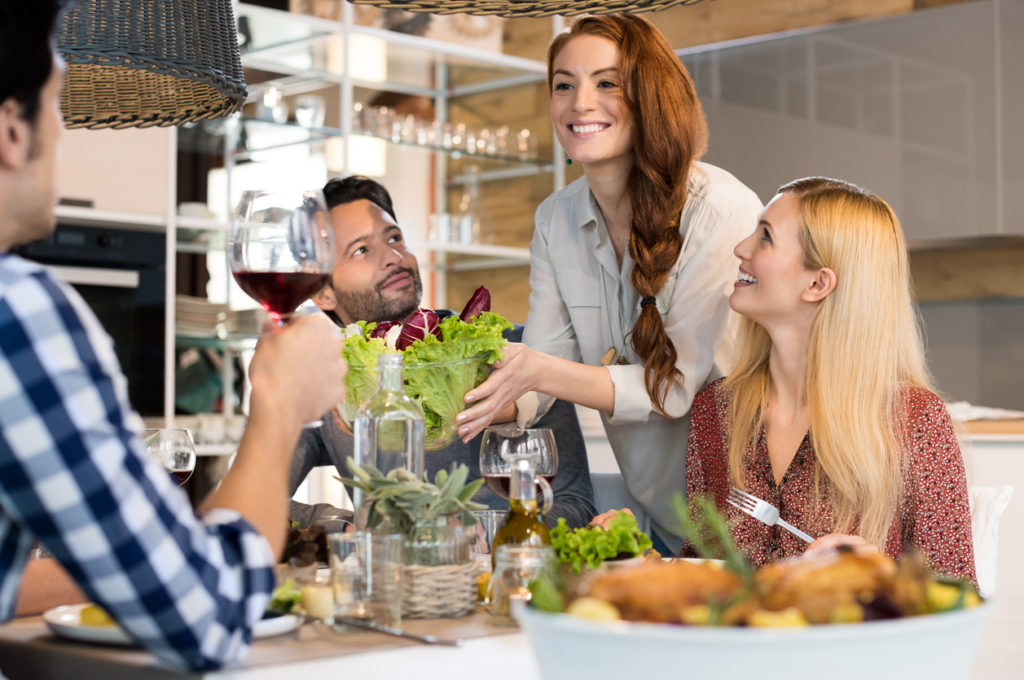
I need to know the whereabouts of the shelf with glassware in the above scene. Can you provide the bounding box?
[173,208,530,272]
[164,2,557,439]
[224,1,558,290]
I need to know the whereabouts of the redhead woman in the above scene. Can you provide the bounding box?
[685,177,976,583]
[456,14,762,551]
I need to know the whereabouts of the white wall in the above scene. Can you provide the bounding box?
[57,126,171,214]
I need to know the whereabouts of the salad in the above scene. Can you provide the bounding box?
[550,513,654,574]
[339,286,513,448]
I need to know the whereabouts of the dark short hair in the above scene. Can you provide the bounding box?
[0,0,68,123]
[322,175,396,221]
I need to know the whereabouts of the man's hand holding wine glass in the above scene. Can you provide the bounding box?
[229,188,339,428]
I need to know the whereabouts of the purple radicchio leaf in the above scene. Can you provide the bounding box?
[368,320,400,339]
[397,308,441,350]
[459,285,491,322]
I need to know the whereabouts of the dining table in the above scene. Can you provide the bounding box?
[0,595,1021,679]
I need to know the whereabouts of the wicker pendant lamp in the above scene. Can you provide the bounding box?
[347,0,706,17]
[56,0,246,130]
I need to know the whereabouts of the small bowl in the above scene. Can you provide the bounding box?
[339,354,491,450]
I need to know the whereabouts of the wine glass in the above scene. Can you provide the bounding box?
[141,428,197,487]
[227,189,335,326]
[479,426,558,503]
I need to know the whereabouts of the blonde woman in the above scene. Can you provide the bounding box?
[685,177,976,583]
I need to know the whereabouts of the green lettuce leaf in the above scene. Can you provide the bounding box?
[549,513,653,574]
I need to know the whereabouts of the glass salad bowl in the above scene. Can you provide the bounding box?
[338,353,492,450]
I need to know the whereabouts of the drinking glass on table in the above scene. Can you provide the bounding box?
[491,544,557,626]
[227,189,335,326]
[468,509,509,557]
[328,532,404,628]
[141,428,197,487]
[479,426,558,507]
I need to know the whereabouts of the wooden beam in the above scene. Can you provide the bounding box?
[911,242,1024,302]
[502,0,923,61]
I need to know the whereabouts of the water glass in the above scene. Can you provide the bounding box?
[490,544,557,626]
[328,532,404,628]
[294,95,326,128]
[468,509,509,559]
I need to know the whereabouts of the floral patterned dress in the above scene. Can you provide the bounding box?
[685,378,977,584]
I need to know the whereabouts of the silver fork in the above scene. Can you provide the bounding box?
[727,487,814,543]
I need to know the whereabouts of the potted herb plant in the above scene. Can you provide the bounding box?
[340,461,488,618]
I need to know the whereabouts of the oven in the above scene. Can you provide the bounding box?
[14,223,166,416]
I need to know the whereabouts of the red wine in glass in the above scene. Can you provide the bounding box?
[228,189,335,326]
[142,429,196,488]
[231,271,330,324]
[483,473,556,499]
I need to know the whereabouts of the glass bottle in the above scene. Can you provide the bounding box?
[353,353,425,523]
[491,457,551,568]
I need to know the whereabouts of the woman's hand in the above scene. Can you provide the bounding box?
[456,343,537,442]
[803,533,878,559]
[589,508,635,530]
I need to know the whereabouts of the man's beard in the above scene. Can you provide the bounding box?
[334,267,423,323]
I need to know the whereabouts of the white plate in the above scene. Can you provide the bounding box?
[517,601,991,680]
[253,614,303,638]
[43,604,302,646]
[43,605,134,646]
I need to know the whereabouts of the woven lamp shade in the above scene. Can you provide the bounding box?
[348,0,706,17]
[56,0,247,130]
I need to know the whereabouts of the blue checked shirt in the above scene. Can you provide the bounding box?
[0,254,275,671]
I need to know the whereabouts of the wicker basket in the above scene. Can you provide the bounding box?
[56,0,246,129]
[402,561,479,619]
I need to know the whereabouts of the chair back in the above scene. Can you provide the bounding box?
[969,484,1014,597]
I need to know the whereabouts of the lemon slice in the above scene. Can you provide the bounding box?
[79,604,117,627]
[566,597,620,621]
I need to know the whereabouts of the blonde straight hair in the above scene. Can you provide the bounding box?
[724,177,934,547]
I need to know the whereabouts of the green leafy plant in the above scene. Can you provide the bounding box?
[549,513,653,574]
[339,460,487,538]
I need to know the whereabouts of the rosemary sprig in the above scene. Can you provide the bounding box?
[673,492,754,587]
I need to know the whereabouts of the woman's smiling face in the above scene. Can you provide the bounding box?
[730,192,821,326]
[549,34,634,170]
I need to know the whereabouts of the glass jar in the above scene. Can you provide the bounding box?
[404,514,472,566]
[490,543,557,627]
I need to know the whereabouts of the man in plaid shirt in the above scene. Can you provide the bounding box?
[0,1,347,672]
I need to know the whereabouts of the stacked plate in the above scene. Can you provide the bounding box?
[176,295,235,337]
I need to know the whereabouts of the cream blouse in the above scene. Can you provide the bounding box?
[519,161,763,549]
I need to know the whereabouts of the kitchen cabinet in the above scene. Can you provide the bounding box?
[684,0,1023,245]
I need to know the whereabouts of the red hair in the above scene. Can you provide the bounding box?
[548,14,708,412]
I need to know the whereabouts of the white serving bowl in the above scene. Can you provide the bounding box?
[516,600,992,680]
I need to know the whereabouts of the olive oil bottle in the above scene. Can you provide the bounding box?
[491,457,550,567]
